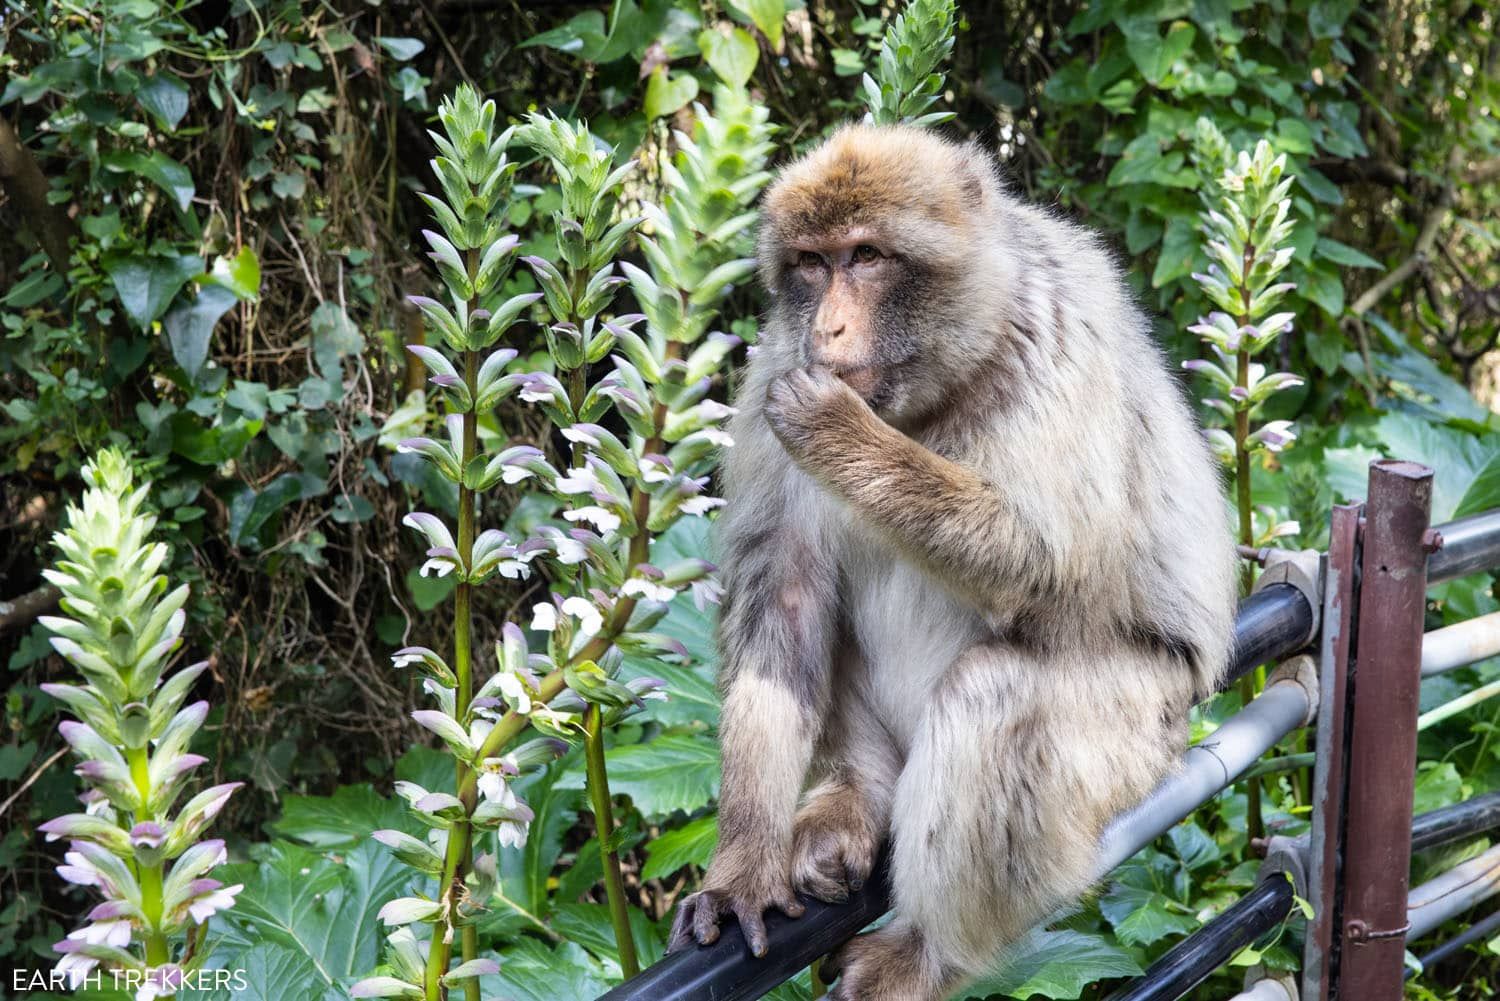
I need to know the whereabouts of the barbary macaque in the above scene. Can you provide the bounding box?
[668,124,1238,1001]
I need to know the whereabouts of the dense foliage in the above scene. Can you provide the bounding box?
[1,0,1498,998]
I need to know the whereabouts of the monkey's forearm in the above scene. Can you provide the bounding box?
[766,372,1062,608]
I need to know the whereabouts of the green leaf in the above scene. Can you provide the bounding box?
[376,36,426,60]
[1315,237,1382,270]
[178,941,332,1001]
[492,758,581,934]
[206,246,263,300]
[1100,884,1198,947]
[103,252,202,331]
[644,67,699,121]
[642,814,718,881]
[1151,217,1197,288]
[101,149,195,211]
[559,734,720,818]
[552,902,667,971]
[163,284,237,379]
[699,27,760,88]
[271,784,416,847]
[520,11,608,58]
[1121,17,1195,86]
[136,74,189,130]
[729,0,785,49]
[962,928,1143,999]
[479,940,612,1001]
[228,472,308,547]
[1300,266,1345,317]
[207,841,412,989]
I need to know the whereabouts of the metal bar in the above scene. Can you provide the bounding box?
[1302,503,1361,1001]
[1411,792,1500,852]
[1095,679,1312,877]
[1101,878,1295,1001]
[1427,509,1500,582]
[1225,583,1316,687]
[1338,459,1434,999]
[1422,611,1500,676]
[1409,903,1500,977]
[1229,978,1297,1001]
[1407,843,1500,939]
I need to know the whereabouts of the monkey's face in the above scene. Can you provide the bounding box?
[777,229,922,414]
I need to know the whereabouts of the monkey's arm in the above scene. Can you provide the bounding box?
[764,366,1069,612]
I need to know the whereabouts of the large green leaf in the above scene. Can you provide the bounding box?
[1327,412,1500,521]
[699,27,759,88]
[559,733,720,818]
[1098,884,1198,947]
[479,939,613,1001]
[488,756,582,940]
[642,813,717,881]
[136,73,189,130]
[962,928,1143,999]
[103,252,202,331]
[728,0,785,48]
[552,901,667,972]
[205,840,413,991]
[270,783,416,847]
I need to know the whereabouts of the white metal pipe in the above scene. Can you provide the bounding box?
[1422,611,1500,676]
[1095,680,1312,878]
[1406,843,1500,939]
[1228,978,1296,1001]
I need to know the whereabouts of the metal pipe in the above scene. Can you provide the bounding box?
[1411,792,1500,853]
[1226,584,1316,687]
[1408,903,1500,977]
[1422,611,1500,676]
[1102,879,1295,1001]
[1419,678,1500,731]
[1230,978,1297,1001]
[1338,460,1434,997]
[1407,844,1500,939]
[1427,509,1500,582]
[1095,680,1312,877]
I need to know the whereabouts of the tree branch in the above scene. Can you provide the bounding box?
[0,114,77,273]
[0,584,60,635]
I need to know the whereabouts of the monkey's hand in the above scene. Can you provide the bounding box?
[668,861,805,958]
[764,365,874,464]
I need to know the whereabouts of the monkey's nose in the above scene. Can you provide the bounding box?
[813,324,846,348]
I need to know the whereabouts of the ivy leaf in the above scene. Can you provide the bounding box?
[375,37,426,61]
[1151,217,1197,289]
[642,814,718,881]
[698,27,759,88]
[136,73,189,130]
[643,66,699,121]
[101,149,195,211]
[163,284,237,380]
[205,246,263,300]
[729,0,785,49]
[102,252,202,331]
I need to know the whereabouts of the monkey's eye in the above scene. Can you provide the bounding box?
[851,244,882,264]
[796,251,824,271]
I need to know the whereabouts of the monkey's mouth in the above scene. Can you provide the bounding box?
[833,364,882,399]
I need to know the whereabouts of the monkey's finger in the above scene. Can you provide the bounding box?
[734,903,770,958]
[667,896,699,954]
[692,891,725,946]
[773,886,806,919]
[843,859,867,893]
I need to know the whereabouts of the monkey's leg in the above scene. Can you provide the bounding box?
[826,644,1184,1001]
[792,675,901,904]
[669,553,841,957]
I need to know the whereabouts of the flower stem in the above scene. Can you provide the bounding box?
[1235,246,1263,845]
[427,344,482,1001]
[584,702,639,977]
[126,745,170,967]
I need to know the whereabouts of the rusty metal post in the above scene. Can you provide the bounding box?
[1336,459,1433,999]
[1301,503,1361,1001]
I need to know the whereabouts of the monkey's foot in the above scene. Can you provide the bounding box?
[791,788,881,904]
[667,869,804,958]
[824,925,955,1001]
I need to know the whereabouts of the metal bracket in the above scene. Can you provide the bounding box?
[1254,549,1324,649]
[1259,833,1311,902]
[1267,655,1319,727]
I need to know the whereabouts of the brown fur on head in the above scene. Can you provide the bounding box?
[757,124,1007,424]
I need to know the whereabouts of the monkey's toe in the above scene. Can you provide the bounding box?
[792,830,873,904]
[823,925,952,1001]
